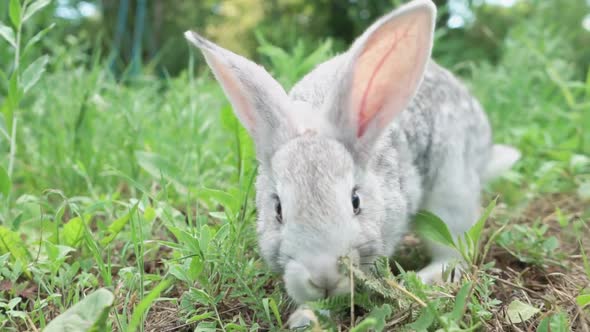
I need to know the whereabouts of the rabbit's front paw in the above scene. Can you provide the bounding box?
[288,307,331,330]
[287,307,316,330]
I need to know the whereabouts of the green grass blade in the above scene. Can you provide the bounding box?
[127,279,172,332]
[0,165,11,198]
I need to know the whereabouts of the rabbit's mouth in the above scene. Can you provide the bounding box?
[284,262,351,303]
[282,251,360,304]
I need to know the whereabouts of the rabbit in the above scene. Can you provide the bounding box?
[185,0,520,328]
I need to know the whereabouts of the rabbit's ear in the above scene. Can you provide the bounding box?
[330,0,435,157]
[185,32,294,162]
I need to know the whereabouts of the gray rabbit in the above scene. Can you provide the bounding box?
[185,0,519,328]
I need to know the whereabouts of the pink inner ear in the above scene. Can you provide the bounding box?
[356,27,412,137]
[351,11,431,138]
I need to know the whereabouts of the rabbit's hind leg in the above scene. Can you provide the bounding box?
[416,156,482,284]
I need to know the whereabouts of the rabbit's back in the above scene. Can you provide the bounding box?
[393,61,492,191]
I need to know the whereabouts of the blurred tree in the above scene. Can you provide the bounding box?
[6,0,586,79]
[432,1,531,71]
[259,0,432,52]
[204,0,265,55]
[101,0,221,76]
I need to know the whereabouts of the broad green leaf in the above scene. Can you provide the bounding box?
[22,0,51,22]
[127,279,172,332]
[44,288,114,332]
[542,236,559,252]
[23,22,55,56]
[168,264,191,284]
[414,210,455,248]
[9,0,21,28]
[350,318,377,332]
[143,205,156,222]
[0,165,11,198]
[196,187,235,212]
[44,242,75,262]
[188,256,204,281]
[214,223,230,243]
[7,310,27,319]
[189,288,212,306]
[576,294,590,307]
[198,224,212,256]
[0,226,30,272]
[7,297,21,309]
[21,55,49,93]
[62,216,85,248]
[537,312,568,332]
[507,300,540,324]
[449,282,472,321]
[366,304,392,332]
[44,242,75,274]
[165,225,201,256]
[0,22,16,48]
[100,204,138,246]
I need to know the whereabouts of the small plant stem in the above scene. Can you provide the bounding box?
[385,279,428,308]
[26,315,39,332]
[213,304,227,332]
[350,257,355,327]
[480,224,506,266]
[8,117,17,177]
[136,210,145,332]
[461,270,478,322]
[385,279,460,331]
[386,279,454,331]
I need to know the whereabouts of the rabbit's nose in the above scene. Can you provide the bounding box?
[305,254,345,297]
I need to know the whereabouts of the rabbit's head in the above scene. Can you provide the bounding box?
[186,0,435,304]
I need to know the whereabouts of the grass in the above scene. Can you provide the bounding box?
[0,1,589,331]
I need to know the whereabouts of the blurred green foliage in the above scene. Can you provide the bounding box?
[1,0,587,79]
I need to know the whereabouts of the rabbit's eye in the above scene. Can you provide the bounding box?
[273,195,283,224]
[352,189,361,215]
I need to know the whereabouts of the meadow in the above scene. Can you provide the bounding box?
[0,0,589,331]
